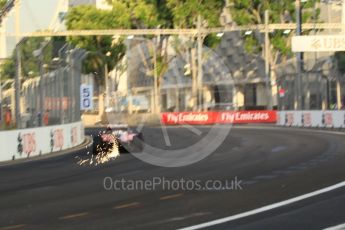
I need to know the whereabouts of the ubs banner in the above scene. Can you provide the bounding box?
[161,111,277,125]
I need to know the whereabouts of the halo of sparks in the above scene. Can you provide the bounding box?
[76,132,120,166]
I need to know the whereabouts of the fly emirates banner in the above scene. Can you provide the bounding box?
[161,111,277,125]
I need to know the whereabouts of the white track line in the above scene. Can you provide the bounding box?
[324,223,345,230]
[179,181,345,230]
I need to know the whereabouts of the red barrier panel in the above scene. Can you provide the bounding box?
[161,112,217,125]
[161,111,277,125]
[218,111,277,124]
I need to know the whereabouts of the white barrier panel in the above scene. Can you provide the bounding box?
[277,111,345,128]
[0,121,84,162]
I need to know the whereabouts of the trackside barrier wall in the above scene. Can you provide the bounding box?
[0,121,84,162]
[161,111,277,125]
[277,111,345,128]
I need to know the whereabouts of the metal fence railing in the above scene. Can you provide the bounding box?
[1,46,86,130]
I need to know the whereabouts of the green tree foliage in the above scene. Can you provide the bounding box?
[166,0,224,48]
[0,0,7,9]
[0,37,53,79]
[228,0,319,62]
[66,5,126,83]
[334,52,345,74]
[0,58,15,80]
[151,0,174,28]
[65,3,162,84]
[167,0,224,28]
[106,0,161,28]
[65,1,226,84]
[21,37,53,77]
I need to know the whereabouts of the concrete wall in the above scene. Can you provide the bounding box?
[0,121,84,162]
[277,110,345,128]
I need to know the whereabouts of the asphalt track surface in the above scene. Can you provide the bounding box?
[1,125,345,230]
